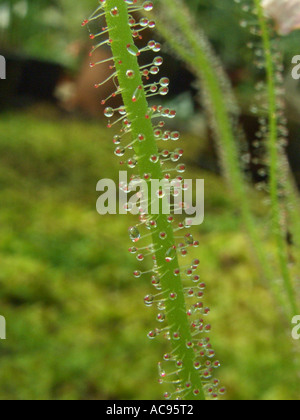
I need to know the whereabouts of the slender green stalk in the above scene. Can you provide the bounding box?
[254,0,297,316]
[104,0,206,400]
[154,0,287,309]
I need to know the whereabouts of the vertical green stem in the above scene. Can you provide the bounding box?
[255,0,297,316]
[105,0,205,400]
[155,0,282,305]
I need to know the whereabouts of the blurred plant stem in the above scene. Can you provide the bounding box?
[254,0,298,315]
[154,0,298,317]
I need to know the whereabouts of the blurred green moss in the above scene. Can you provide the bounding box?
[0,111,298,400]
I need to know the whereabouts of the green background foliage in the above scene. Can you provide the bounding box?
[0,0,299,400]
[0,110,298,400]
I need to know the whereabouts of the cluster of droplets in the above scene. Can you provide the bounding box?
[128,218,225,399]
[84,0,224,400]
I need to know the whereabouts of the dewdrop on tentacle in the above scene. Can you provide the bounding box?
[84,0,224,400]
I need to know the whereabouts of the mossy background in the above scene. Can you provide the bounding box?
[0,110,298,400]
[0,0,300,400]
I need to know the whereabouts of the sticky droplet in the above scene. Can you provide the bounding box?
[127,44,139,56]
[165,246,176,262]
[104,107,114,118]
[126,69,135,79]
[129,226,141,242]
[143,1,154,12]
[110,7,119,16]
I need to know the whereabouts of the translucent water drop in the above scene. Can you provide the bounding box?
[186,341,194,349]
[122,118,132,129]
[154,129,162,138]
[129,226,141,242]
[128,15,136,26]
[163,131,171,141]
[113,135,121,145]
[128,246,137,254]
[193,275,200,284]
[173,332,180,340]
[153,43,161,52]
[143,1,154,12]
[153,56,163,66]
[159,78,169,88]
[151,275,161,290]
[126,69,135,79]
[118,107,126,116]
[159,87,169,96]
[104,107,114,118]
[159,231,167,239]
[122,179,134,193]
[132,85,143,102]
[140,17,149,27]
[145,220,155,232]
[124,202,133,212]
[171,131,180,141]
[147,330,157,339]
[157,302,166,311]
[165,246,176,262]
[137,253,144,261]
[150,155,159,164]
[163,392,171,400]
[110,7,119,16]
[194,361,201,370]
[157,313,165,322]
[149,84,158,93]
[114,146,125,157]
[127,158,137,169]
[169,109,176,118]
[127,44,139,56]
[185,233,194,245]
[181,248,188,257]
[133,270,141,278]
[176,164,186,173]
[156,189,165,199]
[171,152,180,162]
[148,40,156,49]
[150,66,159,75]
[144,294,154,306]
